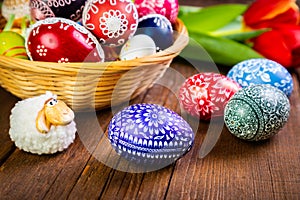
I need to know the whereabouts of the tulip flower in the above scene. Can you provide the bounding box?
[243,0,299,29]
[251,24,300,67]
[243,0,300,67]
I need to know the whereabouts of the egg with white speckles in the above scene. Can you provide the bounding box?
[224,84,290,141]
[227,58,293,97]
[25,17,105,62]
[107,104,194,167]
[119,34,156,60]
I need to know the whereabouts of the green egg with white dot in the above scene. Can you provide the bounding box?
[224,84,290,141]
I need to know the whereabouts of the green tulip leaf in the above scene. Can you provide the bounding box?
[221,28,269,42]
[178,5,203,17]
[179,4,248,33]
[181,32,263,66]
[210,16,270,41]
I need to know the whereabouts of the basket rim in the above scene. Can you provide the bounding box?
[0,19,189,74]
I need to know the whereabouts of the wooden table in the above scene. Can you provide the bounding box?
[1,0,300,199]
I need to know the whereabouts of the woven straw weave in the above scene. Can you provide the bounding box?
[0,19,188,111]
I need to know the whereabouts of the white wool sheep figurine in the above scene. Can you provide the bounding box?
[9,91,77,155]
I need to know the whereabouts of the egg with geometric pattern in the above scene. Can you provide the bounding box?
[224,84,290,141]
[107,104,194,169]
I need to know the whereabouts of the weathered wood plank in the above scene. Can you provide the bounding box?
[0,101,112,199]
[0,1,300,199]
[0,89,18,165]
[67,61,193,199]
[165,71,300,199]
[44,110,114,199]
[86,70,177,199]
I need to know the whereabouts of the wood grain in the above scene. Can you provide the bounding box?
[0,0,300,199]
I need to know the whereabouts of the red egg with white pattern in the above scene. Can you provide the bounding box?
[179,72,241,120]
[25,17,105,62]
[134,0,179,24]
[82,0,138,47]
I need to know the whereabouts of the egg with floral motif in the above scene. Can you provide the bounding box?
[136,14,173,50]
[134,0,179,23]
[227,58,293,97]
[224,84,290,141]
[25,17,105,62]
[82,0,138,47]
[179,72,241,120]
[108,104,194,167]
[30,0,87,21]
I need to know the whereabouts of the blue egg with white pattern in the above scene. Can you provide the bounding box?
[227,58,293,97]
[108,104,194,167]
[136,14,173,50]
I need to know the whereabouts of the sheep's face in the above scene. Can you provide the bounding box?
[44,98,74,125]
[36,97,75,133]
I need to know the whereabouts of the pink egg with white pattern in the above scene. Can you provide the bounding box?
[82,0,138,47]
[179,73,241,120]
[134,0,179,23]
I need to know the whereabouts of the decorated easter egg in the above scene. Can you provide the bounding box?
[179,72,241,120]
[82,0,138,47]
[119,34,156,60]
[25,17,105,62]
[224,84,290,141]
[30,0,87,21]
[227,58,293,97]
[0,31,28,59]
[108,104,194,166]
[134,0,179,23]
[136,14,173,50]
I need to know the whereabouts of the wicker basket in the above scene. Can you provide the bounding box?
[0,18,188,111]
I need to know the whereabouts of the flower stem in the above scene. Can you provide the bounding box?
[3,14,15,31]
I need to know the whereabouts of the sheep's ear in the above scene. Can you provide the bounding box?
[36,108,51,134]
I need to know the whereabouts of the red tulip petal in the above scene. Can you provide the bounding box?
[275,25,300,49]
[244,0,299,29]
[248,8,299,29]
[252,30,292,67]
